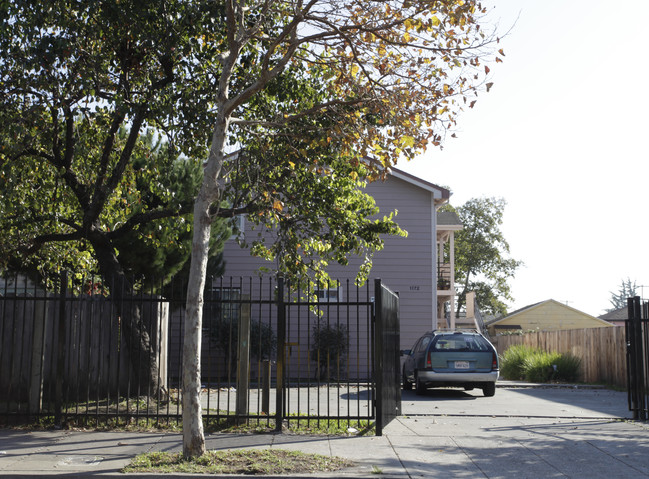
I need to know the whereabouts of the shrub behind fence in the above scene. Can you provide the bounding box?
[492,326,627,388]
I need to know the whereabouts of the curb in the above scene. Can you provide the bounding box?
[496,381,609,389]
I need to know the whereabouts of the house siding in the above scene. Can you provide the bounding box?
[220,174,436,352]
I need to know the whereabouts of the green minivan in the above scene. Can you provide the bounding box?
[401,330,499,397]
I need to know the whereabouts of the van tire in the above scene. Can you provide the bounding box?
[482,383,496,397]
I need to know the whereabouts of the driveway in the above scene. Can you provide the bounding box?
[400,384,631,419]
[384,384,649,478]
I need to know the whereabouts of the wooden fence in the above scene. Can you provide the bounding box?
[491,326,627,388]
[0,295,168,406]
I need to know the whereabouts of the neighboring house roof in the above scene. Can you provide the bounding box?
[437,210,462,228]
[486,301,543,324]
[599,307,628,321]
[488,299,613,331]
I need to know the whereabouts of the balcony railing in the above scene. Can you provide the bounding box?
[437,263,452,290]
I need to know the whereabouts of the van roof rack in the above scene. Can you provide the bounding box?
[433,328,480,334]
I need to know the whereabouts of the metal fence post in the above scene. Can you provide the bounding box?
[627,296,645,420]
[275,277,285,431]
[374,279,383,435]
[28,290,47,417]
[54,271,68,427]
[236,295,251,423]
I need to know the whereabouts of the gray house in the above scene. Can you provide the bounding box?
[221,167,460,352]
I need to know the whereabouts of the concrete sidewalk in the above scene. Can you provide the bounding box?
[2,417,649,478]
[1,383,649,478]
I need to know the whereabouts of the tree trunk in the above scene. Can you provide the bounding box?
[117,291,162,398]
[182,114,229,458]
[456,276,472,319]
[182,198,210,458]
[92,234,163,398]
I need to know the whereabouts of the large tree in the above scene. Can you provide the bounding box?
[183,0,501,458]
[0,1,233,394]
[0,0,501,457]
[608,278,639,312]
[444,197,522,317]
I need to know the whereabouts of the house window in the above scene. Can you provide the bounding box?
[203,287,241,327]
[315,286,343,303]
[229,215,245,240]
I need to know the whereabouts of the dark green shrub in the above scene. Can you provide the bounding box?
[311,320,348,380]
[523,351,562,383]
[208,317,277,374]
[500,344,538,380]
[552,353,581,382]
[500,344,582,383]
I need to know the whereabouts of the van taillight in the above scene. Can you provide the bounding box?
[492,352,498,370]
[426,351,431,368]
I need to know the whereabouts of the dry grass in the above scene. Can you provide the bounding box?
[123,449,354,475]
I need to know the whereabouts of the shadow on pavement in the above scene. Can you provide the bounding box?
[401,389,479,401]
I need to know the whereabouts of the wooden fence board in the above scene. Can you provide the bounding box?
[492,326,627,388]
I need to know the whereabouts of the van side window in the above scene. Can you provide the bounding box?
[416,336,431,353]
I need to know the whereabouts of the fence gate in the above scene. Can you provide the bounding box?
[626,296,649,420]
[373,279,401,435]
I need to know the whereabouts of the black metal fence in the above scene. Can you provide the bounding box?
[626,296,649,420]
[0,273,400,433]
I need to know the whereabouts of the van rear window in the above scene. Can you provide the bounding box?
[432,335,491,352]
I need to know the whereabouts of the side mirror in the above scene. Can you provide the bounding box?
[400,349,411,357]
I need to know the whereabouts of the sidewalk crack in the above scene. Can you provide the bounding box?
[385,434,413,479]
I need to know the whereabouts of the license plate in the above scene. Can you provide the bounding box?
[455,361,470,369]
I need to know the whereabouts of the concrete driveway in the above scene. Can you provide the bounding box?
[384,384,649,478]
[401,383,631,419]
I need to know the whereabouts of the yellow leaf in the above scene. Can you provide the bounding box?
[273,200,283,211]
[431,15,440,26]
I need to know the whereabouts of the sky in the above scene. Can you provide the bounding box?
[400,0,649,317]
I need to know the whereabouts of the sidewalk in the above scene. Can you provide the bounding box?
[1,384,649,478]
[3,418,649,478]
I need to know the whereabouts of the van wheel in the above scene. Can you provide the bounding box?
[415,373,426,395]
[482,383,496,397]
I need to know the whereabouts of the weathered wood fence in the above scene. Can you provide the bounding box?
[491,326,627,388]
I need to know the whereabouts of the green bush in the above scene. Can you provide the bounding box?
[311,320,348,380]
[500,345,582,383]
[500,344,538,380]
[552,353,581,382]
[523,351,562,383]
